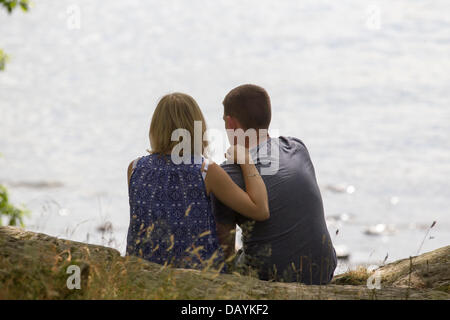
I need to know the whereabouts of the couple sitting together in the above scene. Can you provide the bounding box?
[126,84,337,284]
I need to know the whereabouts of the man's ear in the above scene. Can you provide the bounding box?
[225,116,242,130]
[225,115,235,130]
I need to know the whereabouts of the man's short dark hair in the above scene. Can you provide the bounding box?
[223,84,271,130]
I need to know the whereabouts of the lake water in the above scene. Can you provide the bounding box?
[1,0,449,272]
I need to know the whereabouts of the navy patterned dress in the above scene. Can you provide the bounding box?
[126,153,224,270]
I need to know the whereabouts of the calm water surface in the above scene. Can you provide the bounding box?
[1,0,449,271]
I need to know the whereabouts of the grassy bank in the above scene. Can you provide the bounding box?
[0,226,448,300]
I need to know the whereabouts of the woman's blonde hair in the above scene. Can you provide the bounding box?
[149,92,208,157]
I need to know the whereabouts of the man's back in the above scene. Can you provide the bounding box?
[212,136,337,284]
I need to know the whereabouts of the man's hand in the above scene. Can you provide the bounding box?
[216,222,236,261]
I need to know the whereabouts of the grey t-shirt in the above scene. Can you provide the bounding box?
[212,136,337,284]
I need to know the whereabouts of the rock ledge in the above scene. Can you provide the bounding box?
[0,226,448,300]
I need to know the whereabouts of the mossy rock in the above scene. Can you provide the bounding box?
[0,226,448,300]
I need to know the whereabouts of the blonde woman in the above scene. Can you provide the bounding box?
[126,93,269,271]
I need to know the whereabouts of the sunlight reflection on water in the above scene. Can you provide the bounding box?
[0,0,449,267]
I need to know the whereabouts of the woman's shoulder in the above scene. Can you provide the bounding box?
[127,156,147,183]
[128,155,148,170]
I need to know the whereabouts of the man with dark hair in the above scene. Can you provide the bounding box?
[223,84,272,130]
[212,84,337,284]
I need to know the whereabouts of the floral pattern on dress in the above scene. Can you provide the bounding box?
[126,154,223,271]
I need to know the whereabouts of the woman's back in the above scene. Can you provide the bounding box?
[126,154,222,269]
